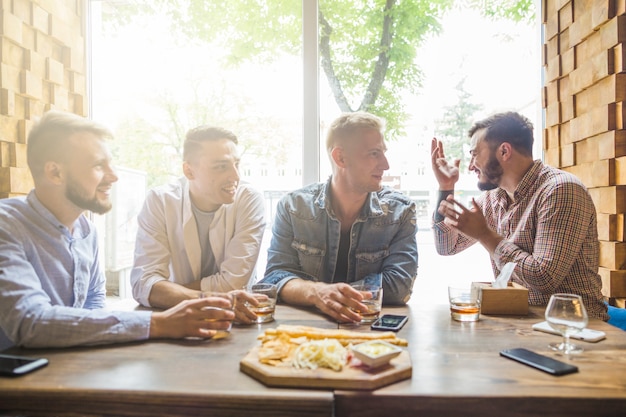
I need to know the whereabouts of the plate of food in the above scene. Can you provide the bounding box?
[240,325,412,390]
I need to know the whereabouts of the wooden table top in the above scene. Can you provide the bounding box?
[336,303,626,417]
[1,296,625,417]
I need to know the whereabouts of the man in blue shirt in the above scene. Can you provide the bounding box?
[261,112,418,323]
[0,111,237,350]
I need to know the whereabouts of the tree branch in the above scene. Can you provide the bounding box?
[319,10,353,112]
[359,0,396,111]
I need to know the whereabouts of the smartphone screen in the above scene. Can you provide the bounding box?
[0,354,48,376]
[371,314,408,331]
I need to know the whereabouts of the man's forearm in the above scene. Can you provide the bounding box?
[149,281,200,309]
[476,228,504,256]
[279,278,319,307]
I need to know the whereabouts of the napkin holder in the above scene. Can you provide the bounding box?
[471,282,529,315]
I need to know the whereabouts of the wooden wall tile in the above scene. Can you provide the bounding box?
[0,166,31,193]
[598,213,619,241]
[589,185,626,213]
[561,143,575,166]
[31,4,50,34]
[0,88,14,115]
[600,240,626,270]
[600,267,626,297]
[1,11,24,45]
[575,137,599,164]
[616,155,626,183]
[0,141,10,166]
[545,124,561,149]
[559,2,573,30]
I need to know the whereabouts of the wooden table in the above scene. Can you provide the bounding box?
[1,297,626,416]
[336,304,626,417]
[0,304,336,417]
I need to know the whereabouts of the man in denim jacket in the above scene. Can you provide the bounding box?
[261,112,417,323]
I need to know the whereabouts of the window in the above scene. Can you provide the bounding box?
[89,1,540,297]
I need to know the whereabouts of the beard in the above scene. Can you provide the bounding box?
[66,175,113,214]
[477,153,503,191]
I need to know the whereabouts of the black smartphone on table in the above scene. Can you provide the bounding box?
[0,354,49,377]
[499,348,578,376]
[371,314,408,332]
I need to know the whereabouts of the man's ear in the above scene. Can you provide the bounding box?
[43,161,64,185]
[182,161,194,180]
[330,147,345,168]
[499,143,513,161]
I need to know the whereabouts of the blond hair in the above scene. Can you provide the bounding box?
[325,111,385,155]
[27,110,113,179]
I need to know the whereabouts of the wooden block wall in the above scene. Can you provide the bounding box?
[0,0,86,197]
[543,0,626,303]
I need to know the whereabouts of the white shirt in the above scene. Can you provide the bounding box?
[130,178,266,307]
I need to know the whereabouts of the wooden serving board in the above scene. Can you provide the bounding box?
[240,345,412,390]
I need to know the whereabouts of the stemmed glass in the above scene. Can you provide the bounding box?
[544,293,589,354]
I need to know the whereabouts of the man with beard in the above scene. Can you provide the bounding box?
[130,125,265,317]
[0,111,240,349]
[261,112,417,323]
[431,111,611,323]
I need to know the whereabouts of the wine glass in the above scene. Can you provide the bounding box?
[544,293,589,354]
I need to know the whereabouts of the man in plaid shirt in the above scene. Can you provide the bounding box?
[430,111,615,323]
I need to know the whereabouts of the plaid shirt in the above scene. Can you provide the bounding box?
[434,160,609,320]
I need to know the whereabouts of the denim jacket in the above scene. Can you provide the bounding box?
[262,179,418,304]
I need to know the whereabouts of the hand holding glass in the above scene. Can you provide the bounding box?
[350,283,383,324]
[198,292,236,339]
[545,293,589,354]
[244,283,278,323]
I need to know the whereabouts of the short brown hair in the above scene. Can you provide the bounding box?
[468,111,534,157]
[183,126,238,161]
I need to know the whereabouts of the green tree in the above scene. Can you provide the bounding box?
[434,77,483,171]
[103,0,536,140]
[132,0,456,139]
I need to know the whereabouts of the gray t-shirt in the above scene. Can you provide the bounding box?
[191,202,218,279]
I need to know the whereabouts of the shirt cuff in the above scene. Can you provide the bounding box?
[433,190,454,223]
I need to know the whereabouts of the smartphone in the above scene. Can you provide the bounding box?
[371,314,408,332]
[532,321,606,342]
[0,354,48,377]
[499,348,578,376]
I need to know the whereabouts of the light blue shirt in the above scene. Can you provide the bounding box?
[0,191,151,350]
[262,178,418,304]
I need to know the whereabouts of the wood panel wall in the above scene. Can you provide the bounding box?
[0,0,86,198]
[543,0,626,305]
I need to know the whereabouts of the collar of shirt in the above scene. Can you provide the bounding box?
[315,177,384,220]
[495,160,544,208]
[26,190,88,240]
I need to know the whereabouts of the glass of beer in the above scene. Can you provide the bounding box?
[245,283,277,323]
[448,286,482,322]
[350,283,383,324]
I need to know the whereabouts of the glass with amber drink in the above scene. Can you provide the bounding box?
[448,286,482,322]
[245,283,277,323]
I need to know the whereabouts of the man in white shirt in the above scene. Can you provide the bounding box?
[130,125,266,314]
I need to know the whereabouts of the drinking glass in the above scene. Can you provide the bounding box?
[448,286,482,322]
[199,292,236,339]
[349,283,383,324]
[545,293,588,354]
[244,283,278,323]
